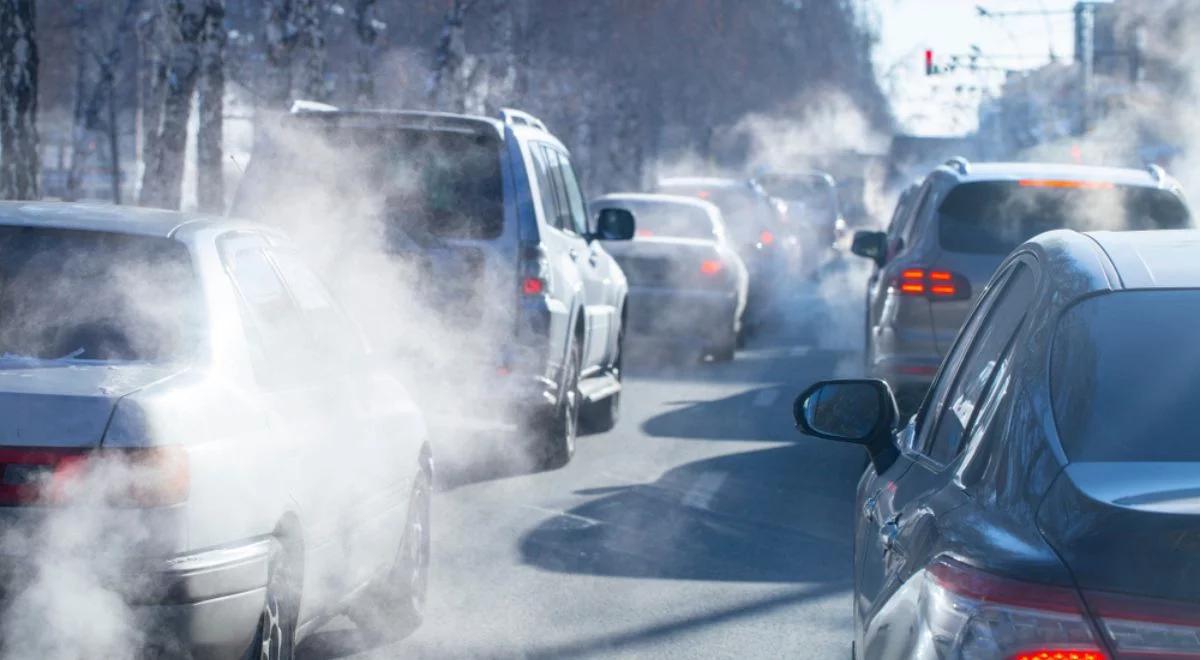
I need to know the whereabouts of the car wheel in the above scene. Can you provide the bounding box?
[708,323,737,362]
[352,466,432,642]
[244,541,297,660]
[534,340,580,470]
[581,329,622,433]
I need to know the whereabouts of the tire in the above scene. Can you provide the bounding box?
[243,541,298,660]
[532,340,580,470]
[351,467,432,643]
[580,328,622,433]
[708,323,737,362]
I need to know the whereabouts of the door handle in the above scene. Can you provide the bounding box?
[879,514,902,553]
[863,493,879,524]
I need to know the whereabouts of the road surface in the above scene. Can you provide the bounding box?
[301,275,870,659]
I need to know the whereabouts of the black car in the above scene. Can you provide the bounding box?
[795,228,1200,660]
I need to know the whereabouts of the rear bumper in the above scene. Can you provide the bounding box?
[627,286,738,343]
[0,539,270,659]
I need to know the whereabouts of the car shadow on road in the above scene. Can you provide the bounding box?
[518,442,864,584]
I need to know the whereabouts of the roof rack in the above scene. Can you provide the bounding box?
[1146,163,1166,183]
[943,156,971,175]
[500,108,547,132]
[290,99,340,114]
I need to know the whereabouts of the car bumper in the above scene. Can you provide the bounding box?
[0,538,270,659]
[627,286,738,342]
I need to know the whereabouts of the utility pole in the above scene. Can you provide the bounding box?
[1075,1,1094,133]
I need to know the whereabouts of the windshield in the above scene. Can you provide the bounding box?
[235,123,505,242]
[0,227,202,363]
[938,181,1190,254]
[617,201,716,240]
[1051,290,1200,462]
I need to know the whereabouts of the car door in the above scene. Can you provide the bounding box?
[528,142,582,377]
[856,261,1037,655]
[220,234,359,620]
[540,144,604,370]
[266,247,409,588]
[549,148,616,370]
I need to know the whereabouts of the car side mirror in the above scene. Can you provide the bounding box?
[793,379,899,472]
[851,230,887,267]
[594,208,635,241]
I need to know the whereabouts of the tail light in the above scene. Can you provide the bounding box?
[520,243,551,297]
[700,259,724,276]
[893,268,972,301]
[0,446,189,508]
[920,556,1107,660]
[1085,590,1200,659]
[759,230,775,246]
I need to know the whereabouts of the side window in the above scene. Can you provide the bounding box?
[541,146,575,233]
[270,249,367,359]
[903,185,939,244]
[552,151,589,235]
[223,238,308,379]
[529,144,561,230]
[924,265,1035,464]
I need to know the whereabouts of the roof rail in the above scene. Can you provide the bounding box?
[500,107,547,132]
[1146,163,1166,183]
[943,156,971,175]
[290,99,340,114]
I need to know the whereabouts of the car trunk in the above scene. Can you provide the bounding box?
[605,237,727,291]
[1038,462,1200,604]
[0,362,177,447]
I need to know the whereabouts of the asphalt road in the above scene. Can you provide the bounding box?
[301,270,871,659]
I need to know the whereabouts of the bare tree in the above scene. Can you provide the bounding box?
[196,0,225,212]
[429,0,480,112]
[295,0,328,101]
[263,0,297,106]
[352,0,381,105]
[140,0,205,209]
[0,0,40,200]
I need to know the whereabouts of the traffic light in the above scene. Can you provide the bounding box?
[925,49,934,75]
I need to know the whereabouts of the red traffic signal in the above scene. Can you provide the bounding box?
[925,49,934,75]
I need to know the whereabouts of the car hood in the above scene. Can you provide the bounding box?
[0,361,184,447]
[1037,462,1200,604]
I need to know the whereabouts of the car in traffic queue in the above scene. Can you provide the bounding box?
[235,105,636,468]
[851,158,1190,413]
[795,228,1200,660]
[0,202,431,659]
[752,170,843,278]
[654,176,796,331]
[591,193,749,361]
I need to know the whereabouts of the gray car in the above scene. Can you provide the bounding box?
[0,203,430,659]
[797,228,1200,659]
[591,193,749,361]
[852,159,1190,412]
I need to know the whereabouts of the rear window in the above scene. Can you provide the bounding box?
[1051,290,1200,462]
[0,227,201,363]
[235,122,504,241]
[938,181,1189,254]
[655,184,776,243]
[619,201,715,240]
[755,175,839,225]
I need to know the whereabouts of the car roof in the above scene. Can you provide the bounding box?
[286,108,505,137]
[593,192,719,211]
[0,201,274,241]
[656,177,748,190]
[943,161,1169,189]
[1087,229,1200,289]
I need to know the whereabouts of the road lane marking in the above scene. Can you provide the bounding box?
[752,389,780,407]
[681,471,727,511]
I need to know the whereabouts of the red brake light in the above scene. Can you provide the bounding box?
[1012,651,1106,660]
[1018,179,1115,190]
[896,268,967,299]
[697,190,711,199]
[521,276,545,296]
[0,446,189,507]
[700,260,723,276]
[636,228,655,237]
[759,230,775,246]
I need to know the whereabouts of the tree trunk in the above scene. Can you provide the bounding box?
[263,0,296,107]
[352,0,379,105]
[140,0,204,210]
[138,5,167,185]
[196,0,225,213]
[295,0,327,101]
[0,0,40,200]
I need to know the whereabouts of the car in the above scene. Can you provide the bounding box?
[851,159,1190,413]
[590,193,749,361]
[752,170,842,277]
[234,105,635,466]
[0,202,431,658]
[654,176,796,329]
[794,228,1200,660]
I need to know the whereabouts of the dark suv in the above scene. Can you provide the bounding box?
[852,159,1190,412]
[234,106,635,468]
